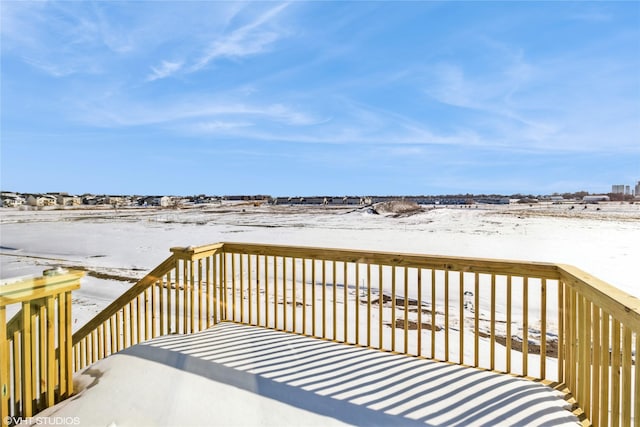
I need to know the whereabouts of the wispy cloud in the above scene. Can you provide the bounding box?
[191,2,290,72]
[417,29,640,155]
[194,121,254,133]
[75,95,324,131]
[145,3,291,81]
[147,60,183,82]
[21,56,79,78]
[570,9,612,23]
[0,1,135,77]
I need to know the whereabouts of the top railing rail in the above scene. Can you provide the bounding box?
[71,255,176,346]
[215,242,563,278]
[0,271,83,307]
[558,263,640,331]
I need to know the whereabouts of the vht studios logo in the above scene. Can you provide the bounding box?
[3,416,80,426]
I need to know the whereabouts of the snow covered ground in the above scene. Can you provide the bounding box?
[36,322,580,426]
[1,201,638,296]
[1,202,637,424]
[1,202,638,349]
[2,202,637,365]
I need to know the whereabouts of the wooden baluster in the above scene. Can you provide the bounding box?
[189,260,195,333]
[431,269,436,360]
[198,259,203,331]
[264,256,269,328]
[256,255,262,328]
[634,330,639,427]
[343,261,348,343]
[474,273,479,367]
[355,262,360,346]
[599,311,610,427]
[311,260,316,337]
[417,269,422,357]
[621,326,632,426]
[14,330,22,416]
[302,259,306,335]
[214,255,219,324]
[292,258,297,333]
[590,304,600,425]
[239,254,243,324]
[332,261,337,341]
[248,255,253,326]
[391,266,396,352]
[380,266,384,351]
[444,270,449,361]
[459,272,464,364]
[274,256,278,330]
[490,275,496,371]
[282,257,287,331]
[403,267,409,355]
[581,297,591,418]
[322,260,326,339]
[45,296,55,407]
[611,319,621,426]
[38,303,46,409]
[206,256,212,329]
[367,263,372,348]
[522,277,529,376]
[540,279,547,379]
[0,306,9,421]
[57,295,66,399]
[556,278,563,382]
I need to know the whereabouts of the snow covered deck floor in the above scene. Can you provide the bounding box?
[41,322,580,426]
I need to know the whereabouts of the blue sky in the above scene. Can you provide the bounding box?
[1,1,639,196]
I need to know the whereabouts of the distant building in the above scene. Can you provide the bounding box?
[611,184,631,195]
[57,195,81,206]
[26,194,57,207]
[105,196,124,206]
[476,197,510,205]
[1,192,26,207]
[583,195,610,203]
[635,181,640,196]
[140,196,173,207]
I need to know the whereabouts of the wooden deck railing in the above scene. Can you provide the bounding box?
[0,270,83,425]
[68,242,638,426]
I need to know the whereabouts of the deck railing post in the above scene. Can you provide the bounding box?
[0,306,9,426]
[1,270,82,424]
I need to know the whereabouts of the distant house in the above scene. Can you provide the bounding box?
[1,193,26,207]
[26,194,57,207]
[83,196,99,205]
[57,195,82,206]
[105,195,129,206]
[140,196,173,207]
[304,196,326,205]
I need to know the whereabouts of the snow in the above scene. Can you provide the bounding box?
[1,202,637,424]
[2,203,638,296]
[36,323,579,426]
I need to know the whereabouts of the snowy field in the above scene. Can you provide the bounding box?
[1,201,638,352]
[1,201,638,338]
[1,200,638,294]
[1,202,639,326]
[1,202,637,424]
